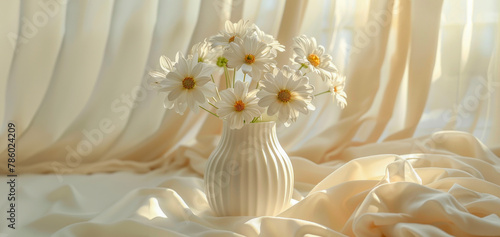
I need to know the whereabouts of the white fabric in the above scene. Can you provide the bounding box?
[0,0,500,236]
[3,131,500,236]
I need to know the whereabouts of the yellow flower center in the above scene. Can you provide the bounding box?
[182,77,195,89]
[277,90,292,103]
[234,100,245,112]
[229,36,236,43]
[308,54,320,67]
[245,54,255,64]
[334,86,338,93]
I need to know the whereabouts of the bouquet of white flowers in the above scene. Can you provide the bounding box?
[150,20,347,129]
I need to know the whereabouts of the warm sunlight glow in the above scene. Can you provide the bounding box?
[137,198,167,220]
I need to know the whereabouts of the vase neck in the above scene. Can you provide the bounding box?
[221,122,277,143]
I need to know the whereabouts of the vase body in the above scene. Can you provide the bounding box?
[204,121,294,216]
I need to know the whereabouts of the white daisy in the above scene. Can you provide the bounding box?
[257,66,315,126]
[252,25,284,54]
[224,34,276,76]
[209,19,253,48]
[190,39,217,64]
[161,53,216,115]
[292,35,338,80]
[216,81,265,129]
[149,55,175,86]
[149,54,178,109]
[328,73,347,109]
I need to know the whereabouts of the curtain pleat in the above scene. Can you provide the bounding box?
[385,0,444,141]
[0,0,498,174]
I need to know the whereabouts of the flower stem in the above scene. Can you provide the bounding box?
[243,73,246,82]
[255,79,261,89]
[211,75,222,100]
[215,87,221,101]
[224,65,230,88]
[233,68,236,86]
[199,106,219,118]
[208,102,219,109]
[314,90,331,97]
[251,116,260,123]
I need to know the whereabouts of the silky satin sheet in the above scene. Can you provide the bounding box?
[2,131,500,237]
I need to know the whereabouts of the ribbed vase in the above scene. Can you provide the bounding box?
[204,121,294,216]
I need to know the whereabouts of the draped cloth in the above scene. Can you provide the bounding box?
[1,0,499,236]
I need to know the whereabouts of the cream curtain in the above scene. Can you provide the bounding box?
[0,0,498,173]
[1,0,500,236]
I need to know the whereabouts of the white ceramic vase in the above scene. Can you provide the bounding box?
[204,121,294,216]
